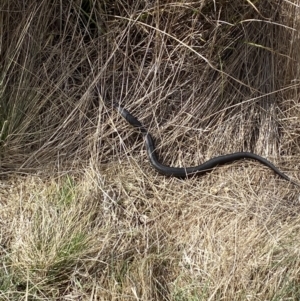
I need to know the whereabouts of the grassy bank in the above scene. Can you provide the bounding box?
[1,0,300,300]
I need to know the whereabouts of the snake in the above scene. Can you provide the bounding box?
[114,103,299,186]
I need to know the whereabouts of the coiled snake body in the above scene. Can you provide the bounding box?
[114,103,299,186]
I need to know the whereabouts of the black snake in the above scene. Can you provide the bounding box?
[114,103,299,186]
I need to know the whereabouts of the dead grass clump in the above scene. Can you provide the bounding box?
[0,0,299,172]
[1,0,300,300]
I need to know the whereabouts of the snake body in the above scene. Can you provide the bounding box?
[114,103,298,186]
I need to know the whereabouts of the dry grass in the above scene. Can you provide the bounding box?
[1,0,300,300]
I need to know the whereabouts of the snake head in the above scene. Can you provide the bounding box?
[114,103,144,129]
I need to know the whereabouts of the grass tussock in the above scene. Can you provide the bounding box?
[1,0,300,300]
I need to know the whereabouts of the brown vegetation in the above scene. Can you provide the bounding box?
[1,0,300,300]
